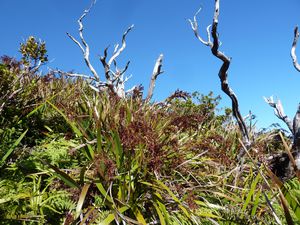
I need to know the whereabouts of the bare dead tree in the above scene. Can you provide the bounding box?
[146,54,164,102]
[265,26,300,150]
[189,0,250,160]
[55,0,135,98]
[55,1,165,100]
[265,26,300,181]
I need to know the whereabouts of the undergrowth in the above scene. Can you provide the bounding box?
[1,37,300,225]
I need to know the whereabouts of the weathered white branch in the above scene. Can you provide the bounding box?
[190,0,250,160]
[54,69,97,81]
[67,0,99,81]
[108,25,134,66]
[291,26,300,72]
[62,1,135,98]
[146,54,164,102]
[264,96,293,133]
[188,8,212,46]
[98,25,134,97]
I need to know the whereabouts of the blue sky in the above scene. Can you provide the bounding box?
[1,0,300,129]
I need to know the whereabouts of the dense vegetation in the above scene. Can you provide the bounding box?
[1,16,300,225]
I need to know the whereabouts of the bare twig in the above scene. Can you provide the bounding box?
[264,96,293,133]
[291,26,300,72]
[146,54,164,102]
[67,0,99,81]
[54,69,97,81]
[189,0,250,159]
[188,8,212,46]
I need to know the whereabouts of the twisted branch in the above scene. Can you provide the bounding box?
[291,26,300,72]
[189,0,250,159]
[108,25,134,66]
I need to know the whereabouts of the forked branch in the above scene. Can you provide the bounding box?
[264,96,293,133]
[99,25,134,98]
[108,25,134,66]
[291,26,300,72]
[189,0,250,159]
[67,0,99,81]
[64,0,135,98]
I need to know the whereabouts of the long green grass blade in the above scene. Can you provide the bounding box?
[132,206,147,225]
[75,183,90,219]
[242,173,261,212]
[43,161,79,189]
[46,100,83,138]
[95,182,113,203]
[153,202,166,225]
[99,206,129,225]
[156,180,190,217]
[111,131,123,169]
[0,129,28,167]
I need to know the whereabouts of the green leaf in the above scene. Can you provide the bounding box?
[99,206,129,225]
[242,173,261,212]
[0,129,28,167]
[43,161,79,189]
[156,180,190,218]
[75,184,91,219]
[132,206,147,225]
[153,202,166,225]
[46,100,83,138]
[111,131,123,169]
[95,182,113,204]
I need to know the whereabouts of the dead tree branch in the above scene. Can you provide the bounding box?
[266,27,300,181]
[108,25,134,66]
[291,26,300,72]
[146,54,164,102]
[64,0,135,98]
[188,8,212,46]
[266,26,300,140]
[54,69,97,81]
[67,0,99,81]
[264,96,293,133]
[189,0,250,160]
[99,25,134,98]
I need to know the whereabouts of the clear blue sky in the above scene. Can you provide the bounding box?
[1,0,300,129]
